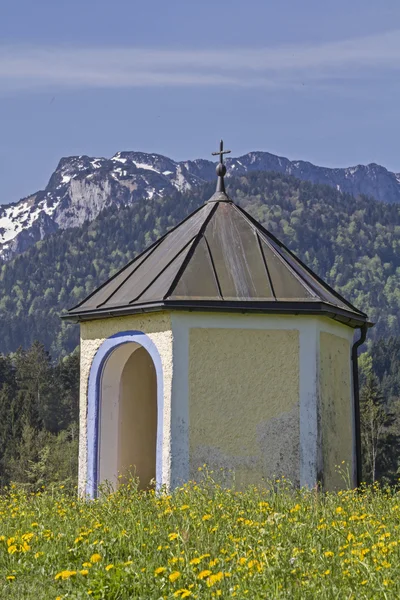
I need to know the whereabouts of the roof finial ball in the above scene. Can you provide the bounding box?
[210,139,231,200]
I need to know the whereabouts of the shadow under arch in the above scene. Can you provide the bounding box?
[86,331,164,498]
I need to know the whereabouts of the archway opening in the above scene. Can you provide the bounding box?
[98,342,157,490]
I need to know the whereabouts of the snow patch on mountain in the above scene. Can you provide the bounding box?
[2,149,400,262]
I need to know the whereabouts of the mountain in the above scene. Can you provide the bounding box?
[0,171,399,358]
[2,150,400,261]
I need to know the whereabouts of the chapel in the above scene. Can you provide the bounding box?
[64,141,371,497]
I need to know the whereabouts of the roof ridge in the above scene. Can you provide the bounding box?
[233,203,366,315]
[163,202,219,300]
[232,203,318,300]
[129,234,199,304]
[67,202,207,314]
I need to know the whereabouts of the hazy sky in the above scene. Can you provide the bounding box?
[1,0,400,203]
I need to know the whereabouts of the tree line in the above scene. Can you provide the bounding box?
[0,342,79,488]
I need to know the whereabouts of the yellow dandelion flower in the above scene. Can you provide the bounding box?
[80,569,89,576]
[335,507,343,514]
[180,505,189,511]
[206,572,224,587]
[55,570,77,580]
[6,575,15,581]
[198,570,212,580]
[169,571,181,582]
[324,551,334,558]
[82,562,92,568]
[155,566,166,575]
[324,570,330,576]
[202,514,212,521]
[190,557,201,565]
[209,559,219,567]
[105,564,114,572]
[169,532,179,541]
[90,553,102,563]
[124,560,133,566]
[174,590,192,598]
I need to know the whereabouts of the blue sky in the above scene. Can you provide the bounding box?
[1,0,400,202]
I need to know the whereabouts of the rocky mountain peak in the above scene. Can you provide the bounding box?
[1,149,400,262]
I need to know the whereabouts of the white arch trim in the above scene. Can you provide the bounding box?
[86,331,164,498]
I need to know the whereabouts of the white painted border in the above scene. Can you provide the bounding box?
[86,331,164,498]
[317,317,356,486]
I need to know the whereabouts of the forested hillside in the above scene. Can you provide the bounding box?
[0,171,399,357]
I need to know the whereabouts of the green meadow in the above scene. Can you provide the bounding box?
[1,474,399,599]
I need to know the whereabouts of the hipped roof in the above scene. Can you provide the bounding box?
[65,189,370,328]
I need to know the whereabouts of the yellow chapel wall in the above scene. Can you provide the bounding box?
[188,326,300,488]
[79,311,173,493]
[319,329,353,491]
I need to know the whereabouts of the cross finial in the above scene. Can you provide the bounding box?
[212,139,231,164]
[210,139,231,197]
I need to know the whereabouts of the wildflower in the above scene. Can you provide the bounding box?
[202,514,212,521]
[190,557,201,565]
[198,570,212,580]
[105,564,114,571]
[124,560,133,566]
[155,567,166,575]
[169,532,179,541]
[34,552,44,559]
[80,569,89,576]
[324,551,334,558]
[82,562,92,568]
[90,553,102,563]
[55,570,77,580]
[6,576,15,580]
[207,572,224,587]
[209,559,219,567]
[169,571,181,582]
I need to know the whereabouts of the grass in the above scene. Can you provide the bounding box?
[1,472,400,599]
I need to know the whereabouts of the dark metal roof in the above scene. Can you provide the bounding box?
[64,183,371,329]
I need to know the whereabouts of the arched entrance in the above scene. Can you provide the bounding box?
[86,332,164,498]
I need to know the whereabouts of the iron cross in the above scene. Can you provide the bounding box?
[212,139,231,164]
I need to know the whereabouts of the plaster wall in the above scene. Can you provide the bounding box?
[118,347,157,488]
[319,331,353,490]
[79,312,172,494]
[188,326,300,487]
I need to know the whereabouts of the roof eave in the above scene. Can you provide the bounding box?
[61,299,372,329]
